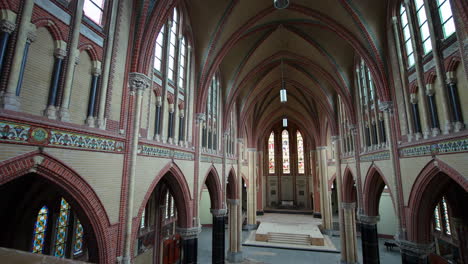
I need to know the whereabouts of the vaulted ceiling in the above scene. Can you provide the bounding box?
[186,0,390,147]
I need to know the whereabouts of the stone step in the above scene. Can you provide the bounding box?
[267,232,310,245]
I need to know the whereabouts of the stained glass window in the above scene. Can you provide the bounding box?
[165,192,170,219]
[140,208,146,229]
[434,205,441,231]
[154,25,165,72]
[268,132,275,174]
[436,0,455,38]
[400,5,415,67]
[32,206,49,254]
[297,131,304,174]
[282,130,290,174]
[73,219,84,256]
[441,197,451,235]
[414,0,432,54]
[170,196,175,217]
[54,198,71,258]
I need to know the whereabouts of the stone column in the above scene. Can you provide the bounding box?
[425,83,440,136]
[318,146,332,231]
[211,209,227,264]
[167,103,175,143]
[179,110,185,145]
[1,0,34,110]
[0,17,16,78]
[59,0,85,121]
[359,215,380,264]
[331,136,346,262]
[122,73,150,264]
[446,72,464,132]
[398,240,434,264]
[343,202,358,264]
[97,0,120,129]
[44,47,67,119]
[410,93,422,139]
[177,226,202,264]
[154,96,162,140]
[227,199,242,262]
[246,148,257,229]
[86,63,102,127]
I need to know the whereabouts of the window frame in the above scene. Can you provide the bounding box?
[83,0,107,27]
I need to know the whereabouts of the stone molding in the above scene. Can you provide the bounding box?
[397,239,434,257]
[26,30,37,44]
[176,226,202,240]
[341,202,356,210]
[358,214,380,224]
[54,48,67,59]
[227,199,240,205]
[378,101,393,113]
[128,72,150,92]
[317,146,327,150]
[0,20,15,34]
[210,208,227,217]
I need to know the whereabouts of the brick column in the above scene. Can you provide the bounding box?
[360,215,380,264]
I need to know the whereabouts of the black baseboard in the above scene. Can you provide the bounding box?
[313,212,322,218]
[256,211,264,216]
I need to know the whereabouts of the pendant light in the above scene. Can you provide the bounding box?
[274,0,290,9]
[280,59,287,103]
[283,118,288,127]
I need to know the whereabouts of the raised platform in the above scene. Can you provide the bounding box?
[263,208,314,215]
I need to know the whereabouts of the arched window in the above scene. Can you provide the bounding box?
[203,75,220,151]
[414,0,432,54]
[83,0,105,26]
[54,198,71,258]
[154,25,165,72]
[297,131,304,174]
[268,132,275,174]
[282,130,290,174]
[179,37,187,89]
[32,205,49,254]
[433,196,452,236]
[436,0,455,38]
[400,4,415,67]
[168,9,179,82]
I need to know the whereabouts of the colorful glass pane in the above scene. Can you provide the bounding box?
[442,197,451,235]
[297,131,304,174]
[54,198,71,258]
[73,219,84,255]
[282,130,290,174]
[268,132,275,174]
[434,205,441,231]
[32,206,49,254]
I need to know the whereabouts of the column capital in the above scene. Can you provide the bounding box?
[176,226,202,240]
[446,71,456,84]
[410,93,418,104]
[26,30,37,44]
[211,208,227,217]
[425,83,435,96]
[391,16,399,24]
[341,202,356,210]
[378,101,393,113]
[227,199,240,205]
[397,239,434,257]
[92,67,102,76]
[236,138,244,144]
[359,214,379,224]
[331,136,340,143]
[54,48,67,59]
[247,148,256,152]
[196,113,206,123]
[317,146,327,150]
[128,72,150,92]
[0,19,15,34]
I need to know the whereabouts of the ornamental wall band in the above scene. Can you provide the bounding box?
[359,151,390,162]
[0,120,125,153]
[138,144,194,160]
[399,137,468,158]
[201,155,223,164]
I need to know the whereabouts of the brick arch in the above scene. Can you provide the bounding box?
[444,55,461,72]
[227,167,238,200]
[343,166,357,203]
[78,43,101,62]
[135,161,193,232]
[409,81,418,94]
[362,165,396,217]
[406,159,468,243]
[201,166,223,210]
[0,0,9,9]
[0,151,111,263]
[328,173,336,191]
[32,19,65,41]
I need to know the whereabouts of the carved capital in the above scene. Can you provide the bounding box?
[196,113,206,125]
[128,72,150,92]
[176,226,201,240]
[410,93,418,104]
[92,67,102,76]
[0,20,15,34]
[227,199,240,205]
[359,214,380,224]
[26,30,37,44]
[425,84,435,96]
[54,48,67,59]
[378,101,393,113]
[446,71,456,84]
[341,202,356,210]
[331,136,340,143]
[210,208,227,217]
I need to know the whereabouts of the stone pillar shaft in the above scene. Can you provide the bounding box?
[211,209,226,264]
[360,215,380,264]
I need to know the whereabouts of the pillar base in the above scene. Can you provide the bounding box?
[58,107,70,122]
[443,121,452,135]
[431,127,440,137]
[227,251,243,263]
[243,224,257,230]
[454,121,464,132]
[86,116,96,128]
[0,92,20,111]
[43,105,57,120]
[313,212,322,218]
[97,118,107,129]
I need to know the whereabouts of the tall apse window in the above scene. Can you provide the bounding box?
[400,4,415,67]
[32,206,49,254]
[297,131,304,174]
[414,0,432,54]
[83,0,105,26]
[179,37,187,90]
[73,220,84,255]
[433,196,452,235]
[168,9,179,82]
[54,198,71,258]
[153,25,165,72]
[436,0,455,38]
[282,130,290,174]
[268,132,275,174]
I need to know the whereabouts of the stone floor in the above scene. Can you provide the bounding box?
[198,227,402,264]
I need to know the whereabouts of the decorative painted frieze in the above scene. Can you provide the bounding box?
[138,144,194,160]
[341,157,355,164]
[226,158,237,165]
[399,138,468,157]
[201,155,223,164]
[360,151,390,162]
[0,120,125,152]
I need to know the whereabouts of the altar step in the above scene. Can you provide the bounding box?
[267,232,310,245]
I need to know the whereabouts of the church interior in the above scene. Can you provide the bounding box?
[0,0,467,263]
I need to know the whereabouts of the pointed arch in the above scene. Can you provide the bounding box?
[343,167,357,203]
[0,151,111,263]
[406,159,468,243]
[362,165,396,217]
[201,166,223,210]
[227,167,238,200]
